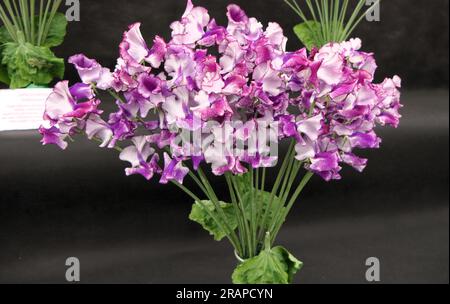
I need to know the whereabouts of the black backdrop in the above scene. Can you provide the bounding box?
[0,0,448,284]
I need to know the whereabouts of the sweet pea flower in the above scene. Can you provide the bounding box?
[198,19,227,47]
[265,22,287,52]
[194,54,225,94]
[86,114,113,148]
[44,81,100,124]
[296,114,323,143]
[253,62,284,96]
[69,54,113,89]
[119,23,149,67]
[39,125,69,150]
[341,153,368,173]
[120,136,161,180]
[147,36,167,68]
[43,81,77,122]
[108,102,138,146]
[170,0,210,47]
[160,153,189,184]
[309,152,342,181]
[69,83,94,100]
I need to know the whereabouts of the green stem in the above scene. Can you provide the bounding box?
[341,0,381,41]
[257,140,295,243]
[280,160,303,205]
[19,0,31,42]
[271,171,313,245]
[284,0,322,46]
[339,0,366,41]
[0,4,18,42]
[269,161,302,234]
[107,89,127,104]
[38,0,43,44]
[197,168,242,253]
[30,0,35,44]
[225,173,245,256]
[197,167,219,202]
[171,180,241,254]
[261,167,266,194]
[187,171,208,198]
[230,174,253,258]
[254,168,263,251]
[11,0,26,34]
[249,169,256,257]
[37,0,51,45]
[278,148,296,201]
[40,0,61,45]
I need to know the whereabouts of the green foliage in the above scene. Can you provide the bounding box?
[186,155,312,284]
[286,0,381,47]
[189,200,238,241]
[0,63,10,85]
[242,190,284,230]
[232,244,303,284]
[0,26,13,43]
[234,174,253,194]
[1,37,64,88]
[0,1,66,87]
[293,21,322,51]
[41,13,67,47]
[189,188,285,243]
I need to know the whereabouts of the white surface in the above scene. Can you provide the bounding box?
[0,88,51,131]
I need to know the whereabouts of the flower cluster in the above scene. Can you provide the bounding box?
[39,0,402,184]
[280,38,402,180]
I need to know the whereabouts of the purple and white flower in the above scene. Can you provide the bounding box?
[40,1,402,184]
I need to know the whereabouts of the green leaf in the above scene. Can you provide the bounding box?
[293,21,322,51]
[234,174,253,194]
[189,200,238,241]
[232,245,303,284]
[0,63,10,85]
[0,26,14,44]
[273,246,303,283]
[42,13,68,48]
[1,39,65,89]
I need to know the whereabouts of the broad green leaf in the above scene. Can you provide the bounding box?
[232,245,303,284]
[42,13,68,48]
[1,39,65,89]
[272,246,303,283]
[242,190,285,230]
[293,21,322,51]
[0,64,10,85]
[189,200,238,241]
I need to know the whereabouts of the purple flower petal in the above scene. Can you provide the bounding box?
[69,83,94,100]
[39,126,68,150]
[85,114,113,148]
[160,153,189,184]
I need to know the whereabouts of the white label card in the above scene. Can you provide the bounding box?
[0,88,52,131]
